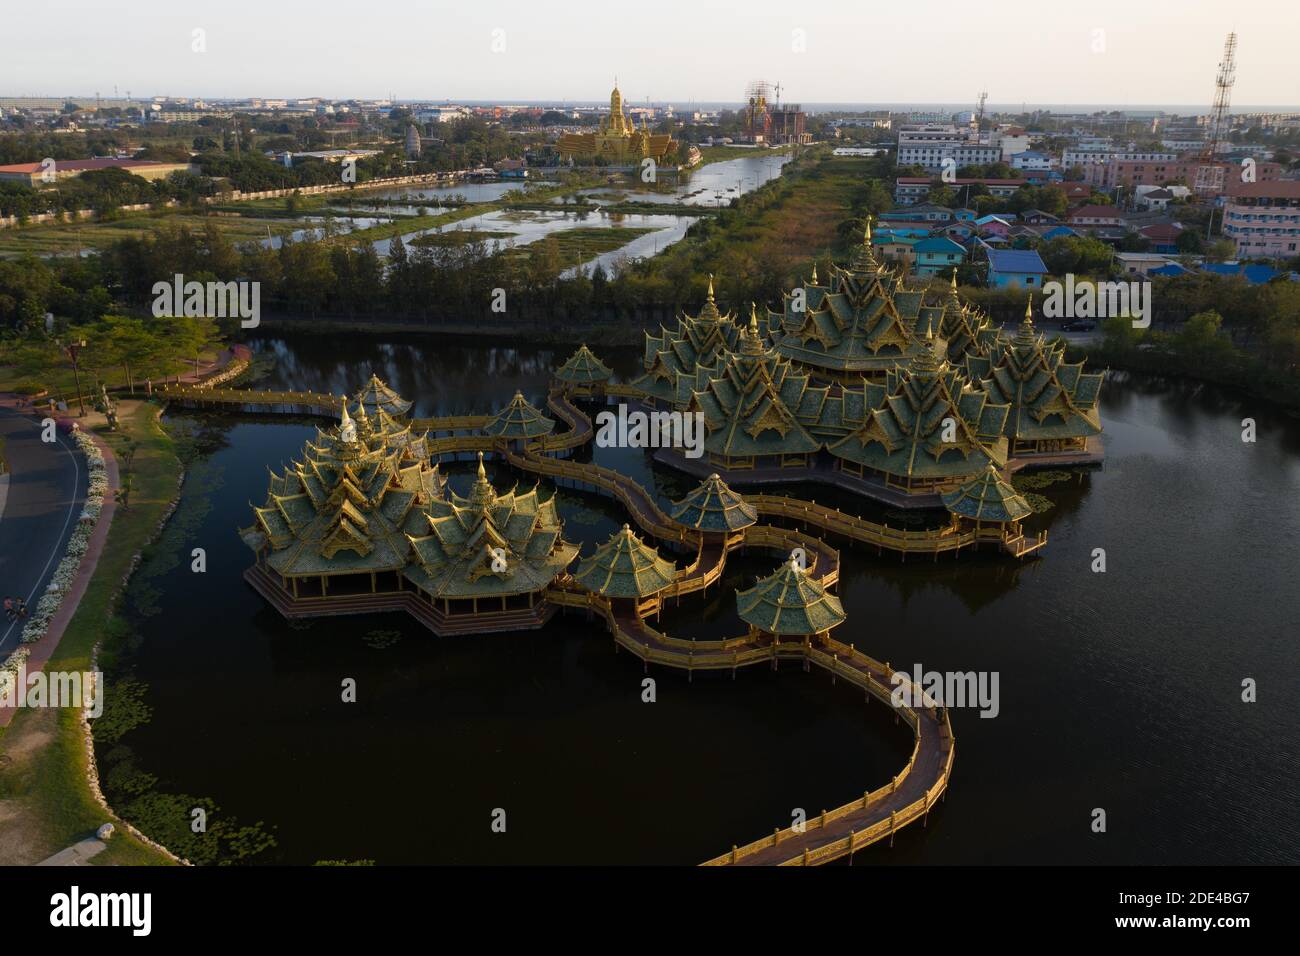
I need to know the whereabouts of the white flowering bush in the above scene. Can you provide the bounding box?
[20,430,108,645]
[0,645,29,698]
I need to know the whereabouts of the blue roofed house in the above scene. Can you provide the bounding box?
[1040,225,1079,241]
[912,236,966,277]
[985,248,1049,289]
[1199,263,1282,285]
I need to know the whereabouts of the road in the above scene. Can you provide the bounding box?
[0,404,87,655]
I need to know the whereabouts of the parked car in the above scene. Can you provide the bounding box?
[1061,320,1096,332]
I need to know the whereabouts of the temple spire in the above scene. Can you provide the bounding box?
[707,273,715,302]
[811,261,818,284]
[339,398,357,443]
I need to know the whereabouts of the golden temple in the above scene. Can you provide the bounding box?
[557,82,678,165]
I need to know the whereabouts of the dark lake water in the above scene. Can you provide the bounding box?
[102,334,1300,865]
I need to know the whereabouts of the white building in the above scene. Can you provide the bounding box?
[897,124,999,172]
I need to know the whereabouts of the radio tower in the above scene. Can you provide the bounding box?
[1203,32,1237,161]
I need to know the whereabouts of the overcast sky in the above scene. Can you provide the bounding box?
[2,1,1294,107]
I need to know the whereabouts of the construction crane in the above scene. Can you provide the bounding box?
[1202,32,1237,162]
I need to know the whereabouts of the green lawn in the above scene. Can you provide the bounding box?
[0,401,181,864]
[0,350,225,405]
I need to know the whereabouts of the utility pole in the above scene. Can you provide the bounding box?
[63,338,88,416]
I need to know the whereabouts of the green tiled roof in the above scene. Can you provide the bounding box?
[403,453,577,598]
[766,223,932,376]
[555,344,613,384]
[829,344,1010,481]
[483,391,556,438]
[574,524,677,597]
[355,373,413,417]
[975,306,1104,442]
[633,280,741,402]
[670,473,757,531]
[247,403,446,577]
[941,464,1033,522]
[736,559,846,636]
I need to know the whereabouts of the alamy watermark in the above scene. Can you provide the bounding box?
[595,403,705,459]
[890,664,1000,719]
[1042,275,1150,329]
[152,273,260,328]
[0,665,103,718]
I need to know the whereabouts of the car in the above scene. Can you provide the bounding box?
[1061,320,1096,332]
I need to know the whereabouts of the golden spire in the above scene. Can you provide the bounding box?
[810,261,818,284]
[864,214,873,244]
[950,267,958,291]
[1024,294,1034,323]
[749,302,758,330]
[707,274,715,301]
[476,450,487,481]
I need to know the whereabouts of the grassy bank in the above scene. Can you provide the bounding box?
[0,401,182,865]
[0,212,296,258]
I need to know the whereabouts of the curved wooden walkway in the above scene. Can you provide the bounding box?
[164,380,956,865]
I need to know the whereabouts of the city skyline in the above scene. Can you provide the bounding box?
[2,0,1296,107]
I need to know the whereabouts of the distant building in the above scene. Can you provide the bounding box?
[894,176,1025,205]
[896,124,999,172]
[1010,151,1051,171]
[1068,205,1125,227]
[912,236,966,276]
[0,157,193,186]
[985,248,1048,289]
[405,124,422,159]
[1222,180,1300,259]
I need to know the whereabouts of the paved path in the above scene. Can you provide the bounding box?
[0,401,87,656]
[34,837,108,866]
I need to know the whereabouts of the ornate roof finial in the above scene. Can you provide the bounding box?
[810,261,818,284]
[476,450,487,480]
[864,214,873,244]
[749,301,758,328]
[706,273,715,301]
[950,267,958,291]
[339,399,357,442]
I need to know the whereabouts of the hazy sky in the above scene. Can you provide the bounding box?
[3,0,1296,107]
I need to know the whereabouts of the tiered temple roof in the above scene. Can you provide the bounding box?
[736,558,846,636]
[829,338,1010,484]
[245,404,446,577]
[941,464,1033,523]
[554,344,613,385]
[761,221,945,380]
[634,277,743,405]
[965,300,1104,447]
[574,524,677,598]
[687,311,827,458]
[669,473,758,532]
[937,271,999,363]
[354,373,413,418]
[403,453,578,598]
[483,391,556,439]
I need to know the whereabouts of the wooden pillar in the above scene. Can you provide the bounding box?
[321,576,328,596]
[370,572,376,593]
